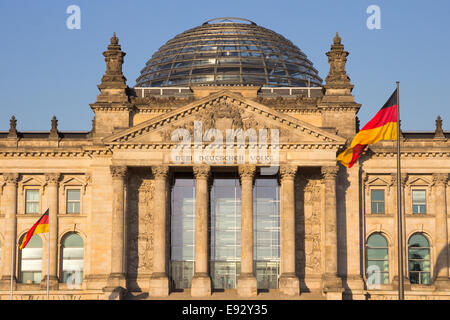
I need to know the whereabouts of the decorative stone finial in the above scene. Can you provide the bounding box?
[333,32,341,45]
[325,32,351,88]
[7,115,18,139]
[110,32,118,46]
[435,115,445,139]
[49,115,60,140]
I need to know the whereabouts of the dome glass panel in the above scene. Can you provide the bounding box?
[136,18,322,87]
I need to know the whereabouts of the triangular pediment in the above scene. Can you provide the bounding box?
[104,90,346,146]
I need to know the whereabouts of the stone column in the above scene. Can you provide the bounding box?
[321,166,343,299]
[149,165,170,297]
[191,165,211,297]
[43,173,60,289]
[279,165,299,295]
[105,166,127,292]
[433,173,450,288]
[0,173,19,290]
[237,165,257,297]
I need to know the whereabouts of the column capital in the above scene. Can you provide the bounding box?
[433,173,448,186]
[390,172,408,186]
[193,165,211,180]
[321,166,339,181]
[280,165,298,181]
[3,173,19,185]
[45,173,61,185]
[238,165,256,180]
[110,165,127,179]
[152,165,169,180]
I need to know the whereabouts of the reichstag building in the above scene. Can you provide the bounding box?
[0,18,449,300]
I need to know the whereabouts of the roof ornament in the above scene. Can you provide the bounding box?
[7,115,18,139]
[434,115,445,139]
[333,32,342,45]
[110,32,119,46]
[49,115,60,140]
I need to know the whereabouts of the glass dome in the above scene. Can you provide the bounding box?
[135,18,323,88]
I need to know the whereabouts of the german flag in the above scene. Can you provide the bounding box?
[19,209,49,249]
[338,89,398,168]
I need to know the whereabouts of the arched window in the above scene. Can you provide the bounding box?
[61,233,84,286]
[408,233,431,285]
[366,233,389,285]
[18,234,42,284]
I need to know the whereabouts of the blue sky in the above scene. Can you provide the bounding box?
[0,0,449,131]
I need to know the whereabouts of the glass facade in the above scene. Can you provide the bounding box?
[169,172,281,290]
[19,234,42,284]
[210,173,241,289]
[408,233,431,285]
[61,233,84,285]
[253,176,280,289]
[170,174,196,289]
[136,18,322,88]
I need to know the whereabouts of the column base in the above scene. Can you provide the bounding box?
[434,277,450,290]
[344,275,366,300]
[191,273,212,297]
[149,273,169,297]
[0,276,16,291]
[322,274,343,300]
[102,286,127,300]
[106,272,126,289]
[40,275,59,290]
[237,273,257,297]
[278,273,300,296]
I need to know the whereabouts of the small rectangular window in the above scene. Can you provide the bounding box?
[412,190,426,214]
[66,189,81,214]
[371,190,385,214]
[25,190,40,214]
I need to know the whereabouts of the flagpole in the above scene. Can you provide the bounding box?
[396,81,405,300]
[10,236,14,300]
[47,225,50,300]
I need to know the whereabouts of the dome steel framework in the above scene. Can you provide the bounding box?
[135,18,323,88]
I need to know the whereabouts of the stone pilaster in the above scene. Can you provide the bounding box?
[191,165,211,297]
[390,173,410,288]
[0,173,19,290]
[433,173,450,289]
[279,165,300,296]
[42,173,60,289]
[104,166,127,295]
[237,165,257,297]
[149,165,170,297]
[321,166,343,300]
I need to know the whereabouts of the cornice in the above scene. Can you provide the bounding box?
[0,146,112,158]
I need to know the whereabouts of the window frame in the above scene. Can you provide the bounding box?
[24,188,40,215]
[65,188,82,214]
[408,233,431,285]
[411,189,427,214]
[18,234,43,284]
[370,189,386,214]
[60,232,84,286]
[366,233,390,286]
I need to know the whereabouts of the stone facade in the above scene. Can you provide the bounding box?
[0,31,449,301]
